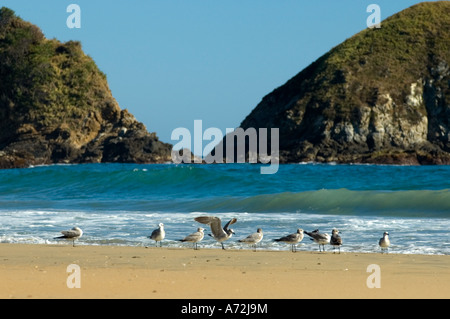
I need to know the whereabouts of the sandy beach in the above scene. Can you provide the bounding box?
[0,243,449,299]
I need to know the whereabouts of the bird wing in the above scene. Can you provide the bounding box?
[182,231,204,242]
[331,235,342,245]
[239,232,261,243]
[194,216,215,225]
[305,230,326,240]
[303,230,313,238]
[60,229,80,238]
[195,216,225,238]
[223,218,237,231]
[315,233,328,240]
[149,227,162,239]
[276,233,297,242]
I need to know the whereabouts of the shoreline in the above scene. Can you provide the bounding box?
[1,243,449,299]
[2,240,448,257]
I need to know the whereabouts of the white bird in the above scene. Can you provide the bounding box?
[194,216,237,250]
[179,227,205,250]
[54,227,83,247]
[330,228,343,254]
[148,223,165,247]
[273,228,304,252]
[238,228,263,251]
[379,231,390,253]
[304,229,330,252]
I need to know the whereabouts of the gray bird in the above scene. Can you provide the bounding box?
[273,228,304,252]
[194,216,237,250]
[304,229,330,252]
[54,227,83,247]
[330,228,342,254]
[379,231,390,253]
[238,228,263,252]
[148,223,165,247]
[180,227,205,250]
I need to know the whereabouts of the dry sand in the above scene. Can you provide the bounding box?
[0,243,449,299]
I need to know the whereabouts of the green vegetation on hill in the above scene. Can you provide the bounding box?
[238,1,450,164]
[0,7,171,168]
[325,1,449,110]
[0,7,115,142]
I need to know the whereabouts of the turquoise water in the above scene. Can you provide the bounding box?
[0,163,449,254]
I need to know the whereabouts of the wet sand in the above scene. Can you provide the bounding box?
[1,243,449,299]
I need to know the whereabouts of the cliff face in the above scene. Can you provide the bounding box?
[237,2,450,164]
[0,8,171,169]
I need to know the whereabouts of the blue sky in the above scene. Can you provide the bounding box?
[1,0,436,145]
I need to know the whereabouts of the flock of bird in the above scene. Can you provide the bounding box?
[55,216,391,253]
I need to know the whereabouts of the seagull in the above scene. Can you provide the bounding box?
[148,223,165,247]
[179,227,205,250]
[194,216,237,250]
[238,228,263,252]
[54,227,83,247]
[304,229,330,252]
[273,228,304,252]
[379,231,390,253]
[330,228,342,254]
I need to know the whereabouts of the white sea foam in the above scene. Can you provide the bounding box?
[1,209,449,255]
[1,163,448,254]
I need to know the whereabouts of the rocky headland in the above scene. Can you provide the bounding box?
[224,2,450,164]
[0,7,171,169]
[2,3,450,168]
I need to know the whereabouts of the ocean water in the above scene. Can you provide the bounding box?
[0,163,449,255]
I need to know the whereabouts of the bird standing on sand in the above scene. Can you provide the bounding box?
[179,227,205,250]
[304,229,330,252]
[148,223,165,247]
[330,228,342,254]
[238,228,264,252]
[273,228,304,252]
[194,216,237,250]
[379,231,390,253]
[54,227,83,247]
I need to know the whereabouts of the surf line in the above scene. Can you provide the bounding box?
[171,120,279,174]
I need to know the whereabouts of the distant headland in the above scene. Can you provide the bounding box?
[0,7,171,169]
[1,3,449,169]
[216,1,450,165]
